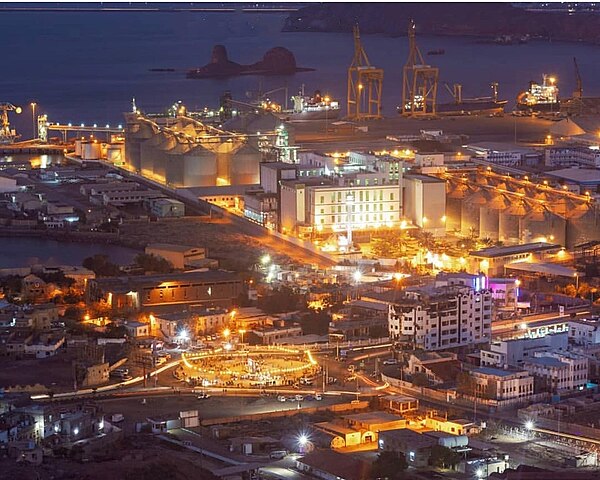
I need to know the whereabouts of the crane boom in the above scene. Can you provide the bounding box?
[573,57,583,98]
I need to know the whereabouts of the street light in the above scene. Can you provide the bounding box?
[352,270,362,283]
[239,329,246,344]
[30,102,37,140]
[525,420,534,431]
[223,328,231,339]
[260,254,271,266]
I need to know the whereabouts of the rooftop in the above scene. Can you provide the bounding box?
[297,449,371,480]
[546,167,600,185]
[344,412,404,424]
[146,243,202,253]
[525,356,568,368]
[469,242,561,258]
[404,173,445,183]
[472,367,527,378]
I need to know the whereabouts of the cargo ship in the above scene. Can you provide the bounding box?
[516,74,560,112]
[276,87,340,121]
[398,83,507,116]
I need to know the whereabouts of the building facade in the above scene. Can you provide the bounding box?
[388,285,492,351]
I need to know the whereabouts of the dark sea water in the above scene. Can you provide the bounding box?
[2,10,600,137]
[0,236,139,268]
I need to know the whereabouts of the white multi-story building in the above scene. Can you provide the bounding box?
[480,332,568,369]
[470,367,534,401]
[388,284,492,351]
[524,350,588,392]
[568,318,600,346]
[403,173,446,236]
[465,142,542,167]
[545,147,600,168]
[280,172,402,236]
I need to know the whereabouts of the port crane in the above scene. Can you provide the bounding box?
[347,24,383,120]
[573,57,583,99]
[401,20,439,117]
[0,103,22,144]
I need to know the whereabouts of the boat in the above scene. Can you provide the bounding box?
[516,74,560,112]
[397,82,507,116]
[276,87,340,121]
[427,49,445,55]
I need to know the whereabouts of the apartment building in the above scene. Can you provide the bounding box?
[524,350,588,392]
[388,283,492,351]
[480,332,568,369]
[545,147,600,168]
[471,367,534,401]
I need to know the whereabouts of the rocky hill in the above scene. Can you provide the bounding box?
[283,3,600,43]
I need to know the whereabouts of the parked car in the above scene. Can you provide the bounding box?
[295,394,304,402]
[382,358,398,366]
[277,395,287,402]
[314,393,323,401]
[269,450,288,460]
[196,392,210,399]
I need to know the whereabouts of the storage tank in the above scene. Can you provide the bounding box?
[230,143,261,185]
[499,200,527,244]
[437,435,469,449]
[520,204,567,246]
[461,190,487,237]
[82,141,102,160]
[446,182,469,233]
[74,139,83,156]
[182,147,218,187]
[566,203,599,248]
[479,193,507,241]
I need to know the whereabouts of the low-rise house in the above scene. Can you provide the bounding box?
[378,429,437,468]
[344,412,407,433]
[124,321,150,338]
[379,395,419,414]
[145,244,206,270]
[406,351,462,385]
[247,324,303,345]
[296,449,371,480]
[480,332,568,369]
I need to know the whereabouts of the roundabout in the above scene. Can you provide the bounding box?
[180,345,320,389]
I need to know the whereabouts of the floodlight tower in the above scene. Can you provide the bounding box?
[347,25,384,120]
[401,20,439,117]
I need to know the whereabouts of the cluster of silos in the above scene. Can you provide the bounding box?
[447,172,599,248]
[124,113,262,187]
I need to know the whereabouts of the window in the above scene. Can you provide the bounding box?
[390,193,394,201]
[320,195,324,204]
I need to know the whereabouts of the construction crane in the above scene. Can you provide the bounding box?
[573,57,583,99]
[0,103,22,144]
[401,20,439,117]
[347,24,383,121]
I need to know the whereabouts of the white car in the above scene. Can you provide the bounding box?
[295,394,304,402]
[277,395,287,402]
[314,393,323,401]
[382,358,398,365]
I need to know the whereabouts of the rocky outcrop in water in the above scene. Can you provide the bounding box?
[283,3,600,44]
[187,45,313,79]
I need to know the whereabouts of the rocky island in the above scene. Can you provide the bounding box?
[186,45,314,79]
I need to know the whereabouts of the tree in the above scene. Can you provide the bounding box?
[258,287,304,314]
[370,450,408,480]
[83,254,121,277]
[301,310,331,335]
[133,253,173,274]
[371,233,410,258]
[429,445,461,469]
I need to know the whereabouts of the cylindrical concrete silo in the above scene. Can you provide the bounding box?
[499,199,527,244]
[566,202,599,248]
[521,203,567,246]
[479,193,508,241]
[182,146,218,187]
[446,181,468,233]
[230,143,261,185]
[461,189,487,238]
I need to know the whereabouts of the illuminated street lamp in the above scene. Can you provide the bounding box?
[352,270,362,283]
[223,328,231,339]
[30,102,37,139]
[525,420,534,431]
[239,329,246,344]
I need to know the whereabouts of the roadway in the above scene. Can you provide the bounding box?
[492,308,591,338]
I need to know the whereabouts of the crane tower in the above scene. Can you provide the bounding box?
[347,25,383,120]
[0,103,22,144]
[401,20,439,117]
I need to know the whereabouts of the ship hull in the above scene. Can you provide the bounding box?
[277,108,341,121]
[517,102,560,112]
[398,100,507,116]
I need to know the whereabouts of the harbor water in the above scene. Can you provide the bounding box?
[1,10,600,135]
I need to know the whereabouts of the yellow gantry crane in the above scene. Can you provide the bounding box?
[347,25,383,120]
[401,20,439,117]
[0,103,22,144]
